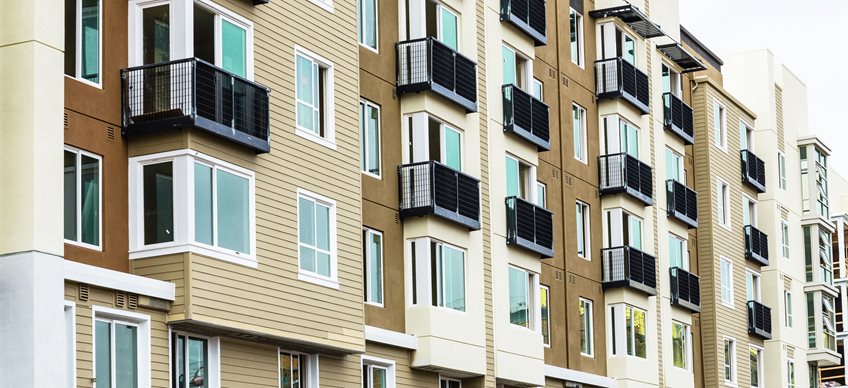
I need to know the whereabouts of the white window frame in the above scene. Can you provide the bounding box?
[671,320,692,371]
[508,265,537,330]
[745,269,761,303]
[439,376,462,388]
[781,219,790,259]
[778,151,787,190]
[294,46,336,149]
[65,301,77,388]
[714,99,728,152]
[128,149,257,268]
[739,120,754,151]
[436,3,460,51]
[170,331,221,388]
[361,355,396,388]
[723,336,737,385]
[357,0,378,52]
[364,228,384,307]
[668,233,689,270]
[535,181,547,209]
[278,349,320,388]
[742,195,757,227]
[786,358,795,388]
[532,78,544,101]
[579,297,594,357]
[92,306,152,388]
[573,103,588,163]
[720,257,734,308]
[501,43,532,89]
[64,145,103,251]
[540,284,551,347]
[624,304,647,359]
[308,0,333,13]
[194,0,255,78]
[666,146,685,183]
[569,7,584,67]
[749,345,763,388]
[297,188,339,288]
[66,0,103,88]
[360,99,382,179]
[407,237,467,312]
[717,178,731,230]
[576,200,591,260]
[785,290,793,327]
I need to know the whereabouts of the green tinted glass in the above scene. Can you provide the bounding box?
[81,0,100,82]
[508,267,529,327]
[502,45,516,86]
[444,127,461,171]
[194,163,213,245]
[221,19,246,77]
[439,7,458,50]
[217,169,250,253]
[505,157,519,197]
[115,324,138,388]
[95,321,111,388]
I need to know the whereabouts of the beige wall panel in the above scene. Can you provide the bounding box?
[542,261,568,367]
[317,354,363,387]
[366,342,439,387]
[363,200,405,332]
[563,174,602,282]
[130,253,187,316]
[220,339,279,388]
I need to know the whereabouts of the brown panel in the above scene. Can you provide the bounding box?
[560,77,600,187]
[565,271,605,376]
[359,0,398,85]
[360,70,402,207]
[363,200,405,333]
[562,174,601,282]
[541,261,567,367]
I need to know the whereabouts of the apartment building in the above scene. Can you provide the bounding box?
[825,171,848,386]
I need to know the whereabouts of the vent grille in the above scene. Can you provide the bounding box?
[78,283,89,301]
[128,294,139,309]
[107,127,116,141]
[115,292,126,307]
[64,113,69,129]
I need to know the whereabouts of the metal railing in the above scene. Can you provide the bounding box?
[503,84,550,150]
[663,92,694,144]
[748,300,773,339]
[500,0,547,45]
[506,196,554,257]
[666,179,698,228]
[741,150,766,193]
[397,37,478,112]
[121,58,270,153]
[744,225,769,266]
[601,246,657,295]
[670,267,701,312]
[398,161,481,230]
[595,57,650,113]
[599,153,654,206]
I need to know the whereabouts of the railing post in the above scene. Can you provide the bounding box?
[191,60,198,118]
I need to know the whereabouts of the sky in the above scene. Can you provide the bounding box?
[678,0,848,169]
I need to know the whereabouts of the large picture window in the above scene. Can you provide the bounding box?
[508,266,532,328]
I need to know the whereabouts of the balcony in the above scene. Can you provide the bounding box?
[506,197,553,257]
[398,161,481,230]
[503,84,550,151]
[663,93,694,144]
[397,37,478,112]
[599,153,654,206]
[595,58,650,114]
[601,246,657,296]
[670,267,701,312]
[666,180,698,228]
[500,0,547,45]
[744,225,769,266]
[747,300,772,339]
[121,58,271,153]
[741,150,766,193]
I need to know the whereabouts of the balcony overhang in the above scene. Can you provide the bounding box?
[657,43,706,73]
[589,5,664,39]
[808,348,842,367]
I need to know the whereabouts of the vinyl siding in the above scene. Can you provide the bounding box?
[366,342,440,387]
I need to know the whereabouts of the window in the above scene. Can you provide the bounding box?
[746,270,761,302]
[532,78,544,101]
[172,333,219,388]
[295,48,335,146]
[502,44,529,89]
[666,147,684,183]
[576,201,590,259]
[778,152,787,190]
[508,266,533,328]
[627,213,643,251]
[668,234,688,270]
[536,181,547,209]
[569,8,584,66]
[662,64,682,96]
[64,147,101,249]
[426,1,458,51]
[362,356,395,388]
[279,351,317,388]
[298,190,337,286]
[440,377,461,388]
[742,196,757,227]
[433,242,466,311]
[139,4,170,65]
[64,0,101,84]
[540,285,550,346]
[579,298,593,356]
[619,119,640,158]
[505,155,534,201]
[358,0,377,51]
[823,295,836,351]
[625,306,646,358]
[364,229,384,305]
[720,257,733,307]
[672,321,690,370]
[781,220,790,258]
[739,121,753,151]
[407,115,463,171]
[360,100,381,177]
[93,308,150,388]
[749,346,763,388]
[714,100,727,150]
[193,3,250,77]
[723,338,736,384]
[129,151,256,266]
[573,104,587,163]
[785,290,793,328]
[787,359,795,388]
[620,32,636,65]
[717,179,731,228]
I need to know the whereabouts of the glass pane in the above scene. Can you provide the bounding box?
[280,353,292,388]
[300,246,315,273]
[143,162,174,245]
[362,0,377,49]
[570,12,579,63]
[629,217,642,250]
[298,198,315,246]
[579,300,590,353]
[115,324,138,388]
[508,267,529,327]
[64,0,77,77]
[505,157,519,198]
[188,337,208,388]
[634,309,646,357]
[532,79,543,101]
[623,35,635,64]
[369,232,383,304]
[443,127,461,171]
[573,106,583,160]
[750,349,759,386]
[193,5,215,64]
[142,5,170,64]
[672,323,684,368]
[64,151,78,241]
[292,353,302,388]
[221,19,247,77]
[81,0,99,82]
[217,169,250,253]
[80,154,100,246]
[95,321,111,388]
[194,163,213,246]
[662,65,671,95]
[502,45,516,86]
[625,307,634,356]
[372,367,387,388]
[540,287,550,345]
[444,247,465,311]
[174,335,185,388]
[366,105,380,175]
[576,204,585,256]
[439,7,458,50]
[536,183,546,208]
[316,204,330,250]
[296,55,315,129]
[317,251,331,277]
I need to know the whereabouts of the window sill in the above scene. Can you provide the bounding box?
[359,42,379,54]
[362,170,382,180]
[298,270,339,289]
[307,0,333,13]
[296,128,337,150]
[129,243,258,269]
[65,239,103,252]
[365,301,384,308]
[64,74,103,90]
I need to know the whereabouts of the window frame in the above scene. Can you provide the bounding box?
[297,188,339,288]
[364,228,384,307]
[435,3,460,51]
[786,358,795,388]
[294,46,336,149]
[128,149,257,267]
[278,349,319,388]
[714,99,728,152]
[778,151,787,190]
[785,290,793,328]
[170,331,221,388]
[532,78,544,101]
[439,376,462,388]
[193,0,254,78]
[432,240,466,312]
[749,345,763,388]
[357,0,378,52]
[723,336,737,385]
[360,99,382,179]
[508,266,535,330]
[66,0,103,87]
[666,146,685,183]
[361,355,396,388]
[501,43,532,89]
[535,181,547,209]
[92,306,152,388]
[573,103,588,163]
[579,297,594,357]
[781,219,790,258]
[720,257,734,308]
[569,7,584,67]
[64,145,103,251]
[540,284,551,347]
[717,178,731,230]
[745,269,761,303]
[576,200,591,260]
[671,320,691,371]
[668,233,688,270]
[742,194,757,227]
[624,305,647,359]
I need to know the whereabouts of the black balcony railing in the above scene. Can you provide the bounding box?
[744,225,769,266]
[666,180,698,228]
[663,93,694,145]
[599,153,654,206]
[121,58,271,153]
[595,58,650,114]
[503,84,550,151]
[748,300,773,339]
[500,0,547,45]
[398,161,480,230]
[601,246,657,295]
[506,196,553,257]
[670,267,701,312]
[397,37,477,112]
[741,150,766,193]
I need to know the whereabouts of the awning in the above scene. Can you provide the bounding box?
[657,43,707,73]
[589,5,664,39]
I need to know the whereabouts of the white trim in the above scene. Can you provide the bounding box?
[194,0,255,80]
[92,306,152,388]
[717,177,732,230]
[714,98,728,152]
[540,284,551,347]
[722,336,737,386]
[576,200,591,260]
[308,0,333,13]
[64,301,77,388]
[364,228,385,306]
[294,45,336,149]
[65,260,176,300]
[720,256,734,308]
[63,145,103,251]
[170,331,221,388]
[360,99,383,179]
[361,355,396,388]
[364,326,418,349]
[579,297,594,357]
[572,103,588,164]
[544,364,617,388]
[749,344,764,388]
[357,0,378,53]
[296,188,339,288]
[68,0,103,88]
[278,349,319,388]
[569,7,585,68]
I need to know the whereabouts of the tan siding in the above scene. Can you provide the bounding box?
[131,254,187,316]
[366,343,439,387]
[220,339,279,388]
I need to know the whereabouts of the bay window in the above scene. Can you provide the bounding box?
[409,238,466,312]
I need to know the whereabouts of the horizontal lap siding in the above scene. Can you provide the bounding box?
[366,342,439,387]
[220,339,279,388]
